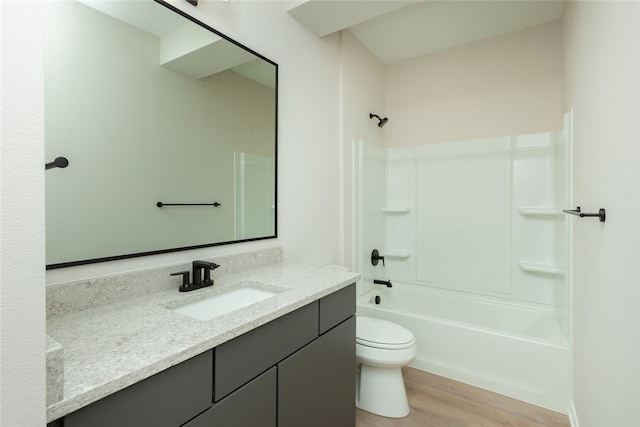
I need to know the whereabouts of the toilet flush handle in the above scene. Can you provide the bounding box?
[371,249,385,267]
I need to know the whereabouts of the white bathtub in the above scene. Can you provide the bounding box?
[357,282,570,413]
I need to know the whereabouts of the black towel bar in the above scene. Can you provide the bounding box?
[562,206,606,222]
[157,202,221,207]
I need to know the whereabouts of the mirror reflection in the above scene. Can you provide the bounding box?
[45,0,277,268]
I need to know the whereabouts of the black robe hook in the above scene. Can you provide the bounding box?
[45,157,69,170]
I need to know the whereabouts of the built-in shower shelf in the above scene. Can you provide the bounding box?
[518,207,562,217]
[382,206,411,214]
[519,261,564,276]
[381,251,411,259]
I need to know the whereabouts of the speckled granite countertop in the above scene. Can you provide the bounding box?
[46,260,359,423]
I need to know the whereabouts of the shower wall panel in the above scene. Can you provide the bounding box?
[353,140,387,291]
[381,132,565,307]
[415,137,512,295]
[384,147,417,278]
[510,134,560,305]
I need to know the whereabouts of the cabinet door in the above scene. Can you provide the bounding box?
[64,350,213,427]
[278,316,355,427]
[184,367,276,427]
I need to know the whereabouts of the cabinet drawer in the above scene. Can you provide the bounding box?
[214,301,318,401]
[65,350,213,427]
[184,367,276,427]
[319,283,355,334]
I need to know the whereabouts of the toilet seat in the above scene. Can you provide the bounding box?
[356,316,415,350]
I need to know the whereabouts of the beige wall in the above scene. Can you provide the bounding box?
[563,1,640,425]
[385,21,563,147]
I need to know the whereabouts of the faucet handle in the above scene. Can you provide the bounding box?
[192,261,220,285]
[371,249,385,267]
[170,271,191,292]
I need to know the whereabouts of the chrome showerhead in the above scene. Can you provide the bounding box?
[369,113,389,128]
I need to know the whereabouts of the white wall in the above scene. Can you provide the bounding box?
[563,2,640,425]
[43,0,344,285]
[385,21,563,147]
[2,0,345,423]
[340,30,386,271]
[162,0,343,269]
[0,2,47,425]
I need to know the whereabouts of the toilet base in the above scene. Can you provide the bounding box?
[356,364,410,418]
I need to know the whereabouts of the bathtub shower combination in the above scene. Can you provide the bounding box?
[353,127,572,413]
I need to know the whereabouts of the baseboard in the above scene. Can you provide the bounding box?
[569,401,580,427]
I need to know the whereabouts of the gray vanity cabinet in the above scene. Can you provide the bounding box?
[63,349,213,427]
[49,284,355,427]
[210,284,356,427]
[278,284,356,427]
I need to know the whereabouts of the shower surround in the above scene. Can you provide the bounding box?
[353,129,571,413]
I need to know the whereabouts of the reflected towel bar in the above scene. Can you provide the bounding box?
[157,202,221,207]
[562,206,606,222]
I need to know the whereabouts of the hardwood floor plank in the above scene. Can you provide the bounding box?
[404,368,564,426]
[356,367,570,427]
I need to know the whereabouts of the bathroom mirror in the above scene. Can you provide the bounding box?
[45,0,277,269]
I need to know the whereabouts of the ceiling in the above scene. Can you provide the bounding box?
[80,0,566,74]
[287,1,566,64]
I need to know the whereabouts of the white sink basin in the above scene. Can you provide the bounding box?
[169,286,279,321]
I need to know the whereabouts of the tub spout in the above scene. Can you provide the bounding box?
[374,279,393,288]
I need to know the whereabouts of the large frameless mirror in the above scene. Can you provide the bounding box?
[45,0,277,269]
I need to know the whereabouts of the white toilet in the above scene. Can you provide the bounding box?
[355,316,417,418]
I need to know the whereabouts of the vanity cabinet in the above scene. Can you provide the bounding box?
[49,284,355,427]
[63,349,213,427]
[278,283,356,426]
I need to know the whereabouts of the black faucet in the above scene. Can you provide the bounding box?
[170,260,220,292]
[374,279,393,288]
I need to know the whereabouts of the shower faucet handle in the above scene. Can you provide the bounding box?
[371,249,385,267]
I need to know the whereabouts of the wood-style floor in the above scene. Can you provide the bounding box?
[356,367,570,427]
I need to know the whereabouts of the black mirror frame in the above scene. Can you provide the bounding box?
[46,0,278,270]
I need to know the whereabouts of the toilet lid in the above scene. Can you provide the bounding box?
[356,316,415,349]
